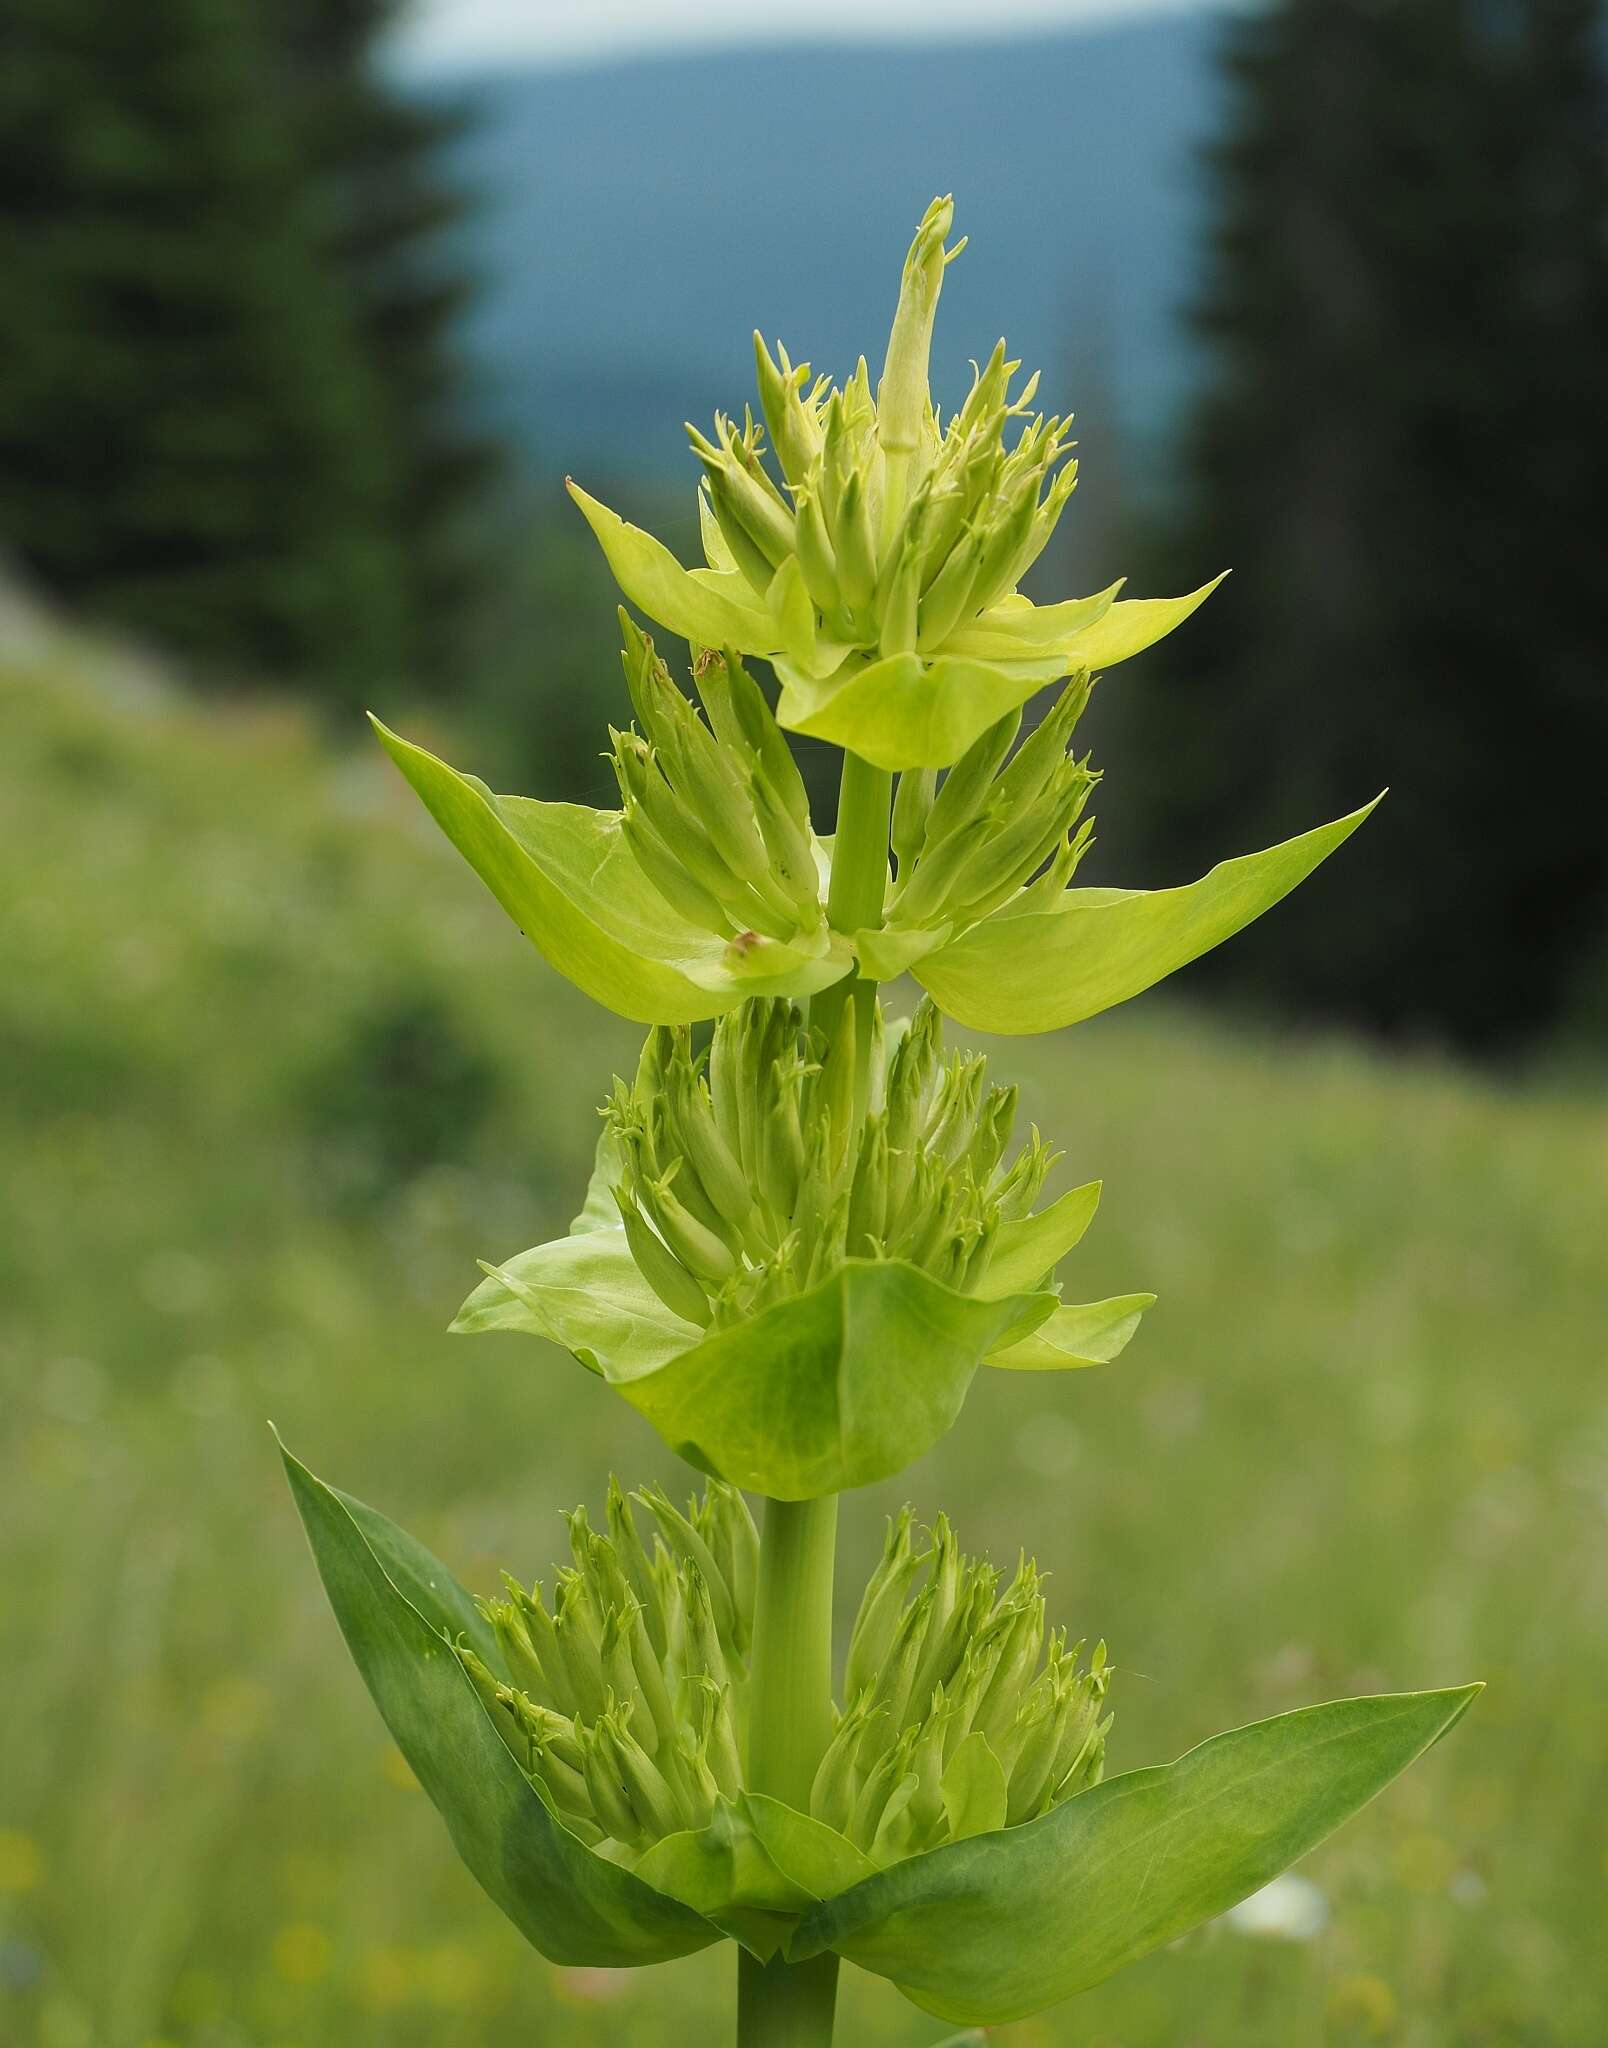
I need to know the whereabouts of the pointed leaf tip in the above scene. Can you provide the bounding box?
[916,798,1382,1035]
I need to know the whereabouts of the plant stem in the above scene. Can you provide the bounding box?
[735,747,890,2047]
[812,746,894,1117]
[748,1494,839,1804]
[742,1495,840,2045]
[737,1949,841,2048]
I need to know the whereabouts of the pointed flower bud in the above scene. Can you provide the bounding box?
[606,622,831,962]
[604,995,1080,1327]
[818,1507,1113,1862]
[879,195,963,462]
[885,677,1098,938]
[458,1477,754,1860]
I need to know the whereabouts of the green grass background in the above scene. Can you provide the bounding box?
[4,646,1605,2047]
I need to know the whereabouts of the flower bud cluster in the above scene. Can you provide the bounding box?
[606,995,1058,1329]
[692,199,1079,672]
[811,1509,1111,1863]
[889,677,1099,931]
[460,1478,757,1856]
[608,615,825,949]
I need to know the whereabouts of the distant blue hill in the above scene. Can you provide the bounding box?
[433,11,1229,481]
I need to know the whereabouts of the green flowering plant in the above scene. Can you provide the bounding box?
[286,199,1476,2045]
[454,994,1146,1496]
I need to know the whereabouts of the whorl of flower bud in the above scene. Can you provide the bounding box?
[605,995,1061,1330]
[889,676,1101,931]
[695,199,1080,673]
[811,1509,1112,1864]
[459,1477,758,1857]
[607,613,827,955]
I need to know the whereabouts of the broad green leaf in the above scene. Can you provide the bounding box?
[616,1260,1056,1498]
[570,1124,629,1235]
[766,555,817,667]
[697,488,736,571]
[635,1801,815,1960]
[326,1470,501,1670]
[279,1443,718,1968]
[372,719,851,1021]
[451,1227,691,1377]
[567,481,780,652]
[776,650,1068,774]
[634,1797,878,1962]
[915,800,1382,1034]
[629,1800,874,1962]
[980,1181,1102,1298]
[986,1294,1155,1371]
[791,1686,1479,2024]
[456,1232,1056,1497]
[853,921,952,982]
[941,582,1123,660]
[743,1796,880,1903]
[940,1732,1009,1843]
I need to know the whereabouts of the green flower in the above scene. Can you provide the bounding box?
[453,997,1153,1499]
[462,1479,758,1853]
[366,631,853,1028]
[283,1441,1480,2024]
[464,1496,1107,1873]
[809,1511,1112,1861]
[567,196,1222,774]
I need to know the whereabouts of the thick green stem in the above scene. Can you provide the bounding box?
[742,1495,840,2046]
[747,1495,839,1803]
[813,747,894,1117]
[737,1949,840,2048]
[735,748,890,2046]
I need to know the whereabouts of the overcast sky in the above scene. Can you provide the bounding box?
[398,0,1184,68]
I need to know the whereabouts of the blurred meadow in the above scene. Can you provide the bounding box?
[4,2,1607,2044]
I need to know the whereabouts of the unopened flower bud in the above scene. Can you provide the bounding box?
[612,1187,712,1328]
[891,766,936,877]
[879,195,962,461]
[924,711,1023,852]
[752,333,823,486]
[821,1511,1113,1863]
[458,1476,755,1860]
[832,469,879,617]
[845,1505,924,1701]
[792,484,842,616]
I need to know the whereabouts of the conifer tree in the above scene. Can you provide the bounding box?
[0,0,406,701]
[277,0,497,686]
[1113,0,1608,1049]
[0,0,491,704]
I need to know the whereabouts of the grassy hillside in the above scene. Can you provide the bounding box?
[3,636,1605,2046]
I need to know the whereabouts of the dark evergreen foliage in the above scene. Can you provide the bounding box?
[1110,0,1608,1050]
[277,0,499,685]
[0,0,490,705]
